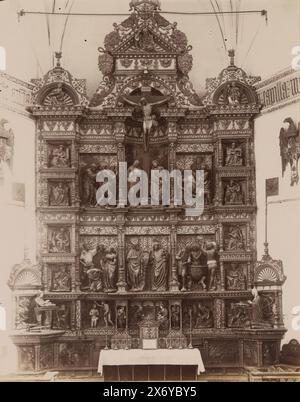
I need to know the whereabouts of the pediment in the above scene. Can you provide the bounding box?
[106,24,182,55]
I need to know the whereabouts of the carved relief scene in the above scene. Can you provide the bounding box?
[47,143,71,168]
[177,235,219,291]
[79,236,118,293]
[176,154,213,205]
[79,154,117,207]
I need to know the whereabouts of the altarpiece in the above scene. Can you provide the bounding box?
[9,0,286,373]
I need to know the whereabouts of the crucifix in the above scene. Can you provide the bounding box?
[122,86,170,151]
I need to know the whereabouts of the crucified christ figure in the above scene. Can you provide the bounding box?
[122,95,170,151]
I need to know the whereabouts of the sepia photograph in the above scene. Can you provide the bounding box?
[0,0,299,387]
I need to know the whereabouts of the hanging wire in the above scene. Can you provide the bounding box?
[59,0,75,52]
[236,0,241,48]
[16,0,44,77]
[44,0,52,47]
[17,9,268,17]
[241,17,265,68]
[215,0,228,46]
[229,0,235,48]
[210,0,228,53]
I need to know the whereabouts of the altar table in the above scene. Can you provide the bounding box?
[98,349,205,381]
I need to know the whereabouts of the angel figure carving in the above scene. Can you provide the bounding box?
[279,117,300,186]
[122,95,170,151]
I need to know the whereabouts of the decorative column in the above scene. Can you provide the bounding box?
[169,141,176,207]
[115,211,127,292]
[75,300,81,335]
[247,261,252,290]
[169,223,179,291]
[214,299,226,329]
[220,261,225,291]
[114,121,126,207]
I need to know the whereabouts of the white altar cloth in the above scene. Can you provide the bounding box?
[98,349,205,375]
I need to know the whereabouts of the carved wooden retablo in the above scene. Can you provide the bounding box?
[9,0,286,372]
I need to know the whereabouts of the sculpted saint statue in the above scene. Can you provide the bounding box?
[126,239,149,291]
[227,83,241,105]
[128,160,142,190]
[102,247,118,293]
[80,244,102,292]
[176,247,190,292]
[157,303,168,329]
[201,241,219,291]
[35,291,55,308]
[248,288,266,327]
[150,241,168,292]
[81,163,98,206]
[34,291,55,327]
[89,304,99,328]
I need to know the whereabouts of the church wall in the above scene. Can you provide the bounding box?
[0,73,35,374]
[255,68,300,341]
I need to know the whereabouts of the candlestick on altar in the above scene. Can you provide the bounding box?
[104,322,109,350]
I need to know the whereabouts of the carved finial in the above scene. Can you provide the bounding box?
[228,49,235,66]
[55,51,62,67]
[24,248,30,262]
[262,242,271,261]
